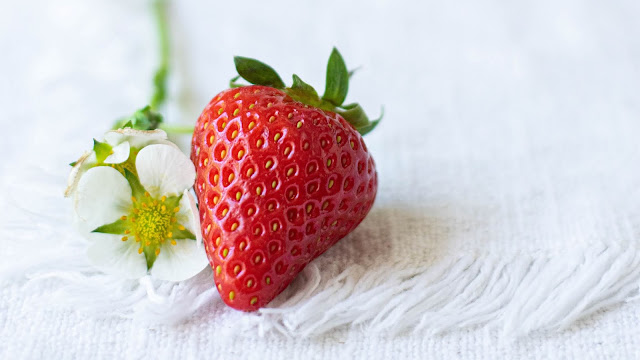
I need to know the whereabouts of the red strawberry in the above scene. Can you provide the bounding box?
[191,48,380,311]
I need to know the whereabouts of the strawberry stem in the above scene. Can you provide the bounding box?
[159,124,195,134]
[149,0,170,110]
[111,0,194,136]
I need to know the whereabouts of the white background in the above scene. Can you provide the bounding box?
[1,0,640,358]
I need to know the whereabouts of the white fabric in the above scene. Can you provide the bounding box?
[2,0,640,358]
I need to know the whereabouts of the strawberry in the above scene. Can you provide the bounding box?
[191,48,380,311]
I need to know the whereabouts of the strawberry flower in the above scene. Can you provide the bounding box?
[65,128,171,197]
[72,142,208,281]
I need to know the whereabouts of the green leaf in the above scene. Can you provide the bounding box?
[132,106,163,130]
[234,56,285,89]
[322,47,349,106]
[93,139,113,163]
[287,74,322,107]
[348,67,360,79]
[69,161,77,167]
[291,75,319,98]
[172,227,196,240]
[337,104,383,135]
[340,102,359,110]
[358,107,384,136]
[337,103,370,128]
[229,75,243,88]
[143,245,159,270]
[112,106,164,131]
[163,194,182,210]
[124,169,146,198]
[92,218,129,235]
[358,119,380,136]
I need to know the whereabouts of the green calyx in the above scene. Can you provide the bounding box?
[230,48,382,136]
[93,139,113,163]
[111,106,194,134]
[112,106,164,131]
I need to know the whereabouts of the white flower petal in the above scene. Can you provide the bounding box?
[150,239,208,282]
[104,128,167,148]
[136,144,195,198]
[65,151,96,197]
[67,129,168,198]
[104,141,130,164]
[74,166,132,234]
[87,234,148,279]
[153,139,182,150]
[176,190,202,245]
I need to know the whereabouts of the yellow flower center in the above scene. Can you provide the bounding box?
[111,160,138,177]
[126,192,184,267]
[133,196,173,248]
[90,150,197,271]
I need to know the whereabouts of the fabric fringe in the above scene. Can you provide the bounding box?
[2,167,638,336]
[5,239,639,337]
[237,242,640,337]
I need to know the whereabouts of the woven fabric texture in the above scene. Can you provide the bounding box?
[1,0,640,358]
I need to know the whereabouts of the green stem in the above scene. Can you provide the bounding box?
[149,0,170,109]
[159,124,195,134]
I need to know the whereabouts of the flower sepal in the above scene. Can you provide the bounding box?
[112,106,164,131]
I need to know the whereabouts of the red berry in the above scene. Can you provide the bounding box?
[191,49,380,311]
